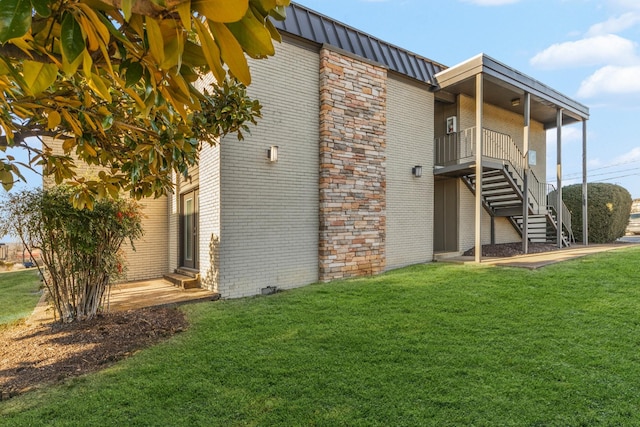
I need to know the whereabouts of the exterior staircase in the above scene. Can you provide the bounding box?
[436,127,574,248]
[461,166,572,248]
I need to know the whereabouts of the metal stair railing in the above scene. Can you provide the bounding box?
[547,184,575,244]
[435,126,575,246]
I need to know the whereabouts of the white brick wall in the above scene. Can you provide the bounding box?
[198,143,221,291]
[122,196,169,281]
[168,171,179,273]
[386,75,434,269]
[217,40,320,298]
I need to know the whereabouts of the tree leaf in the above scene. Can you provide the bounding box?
[125,62,143,88]
[62,138,75,152]
[101,113,113,130]
[176,0,191,31]
[210,21,251,85]
[0,169,13,191]
[269,5,288,21]
[250,0,276,17]
[88,72,112,102]
[122,0,133,21]
[264,15,281,43]
[193,19,225,83]
[31,0,51,17]
[47,110,61,129]
[61,12,85,63]
[193,0,248,23]
[0,0,31,42]
[22,60,57,95]
[145,17,164,65]
[76,3,110,44]
[225,6,275,58]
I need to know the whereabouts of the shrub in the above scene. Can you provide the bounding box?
[561,183,632,243]
[0,187,143,322]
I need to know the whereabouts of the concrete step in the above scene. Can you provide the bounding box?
[163,272,200,289]
[175,267,199,279]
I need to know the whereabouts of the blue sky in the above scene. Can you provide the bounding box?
[3,0,640,201]
[297,0,640,199]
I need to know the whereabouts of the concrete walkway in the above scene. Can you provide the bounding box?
[27,278,219,325]
[438,243,638,269]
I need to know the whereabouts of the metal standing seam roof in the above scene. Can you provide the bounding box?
[273,2,446,86]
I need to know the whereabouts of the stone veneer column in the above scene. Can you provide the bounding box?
[319,48,387,281]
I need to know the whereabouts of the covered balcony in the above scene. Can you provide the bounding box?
[431,54,590,261]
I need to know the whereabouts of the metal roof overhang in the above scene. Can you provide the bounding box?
[274,2,445,86]
[433,54,590,129]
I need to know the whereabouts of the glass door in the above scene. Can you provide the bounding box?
[180,189,199,269]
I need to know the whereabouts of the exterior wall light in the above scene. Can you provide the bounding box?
[412,165,423,178]
[267,145,279,162]
[511,98,521,107]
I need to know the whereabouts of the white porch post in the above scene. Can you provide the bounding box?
[582,119,588,245]
[475,74,483,263]
[522,92,530,254]
[556,109,563,248]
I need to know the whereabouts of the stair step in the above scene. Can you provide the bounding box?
[463,165,573,249]
[483,189,518,197]
[163,272,200,289]
[175,267,199,278]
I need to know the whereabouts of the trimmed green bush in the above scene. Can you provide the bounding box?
[561,183,632,243]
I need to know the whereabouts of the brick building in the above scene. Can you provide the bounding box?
[61,3,591,298]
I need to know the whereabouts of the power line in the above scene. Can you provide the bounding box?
[591,172,640,182]
[586,166,640,179]
[557,158,640,181]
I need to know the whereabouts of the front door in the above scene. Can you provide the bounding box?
[434,179,458,253]
[180,189,199,269]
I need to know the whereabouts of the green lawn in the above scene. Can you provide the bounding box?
[2,247,640,426]
[0,269,42,326]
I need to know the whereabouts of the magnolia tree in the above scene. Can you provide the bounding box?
[0,0,290,207]
[2,187,143,322]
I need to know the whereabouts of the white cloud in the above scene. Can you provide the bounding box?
[610,0,640,10]
[586,12,640,36]
[577,65,640,97]
[613,147,640,163]
[530,34,638,69]
[461,0,520,5]
[546,126,582,146]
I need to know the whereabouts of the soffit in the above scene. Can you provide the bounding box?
[433,54,590,129]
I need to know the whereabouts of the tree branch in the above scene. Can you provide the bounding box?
[98,0,189,18]
[0,130,69,150]
[0,45,59,64]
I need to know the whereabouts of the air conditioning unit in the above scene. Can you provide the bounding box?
[446,116,457,134]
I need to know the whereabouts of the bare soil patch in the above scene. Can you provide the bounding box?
[0,307,187,400]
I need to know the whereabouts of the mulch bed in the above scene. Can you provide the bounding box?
[463,242,561,257]
[0,307,188,400]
